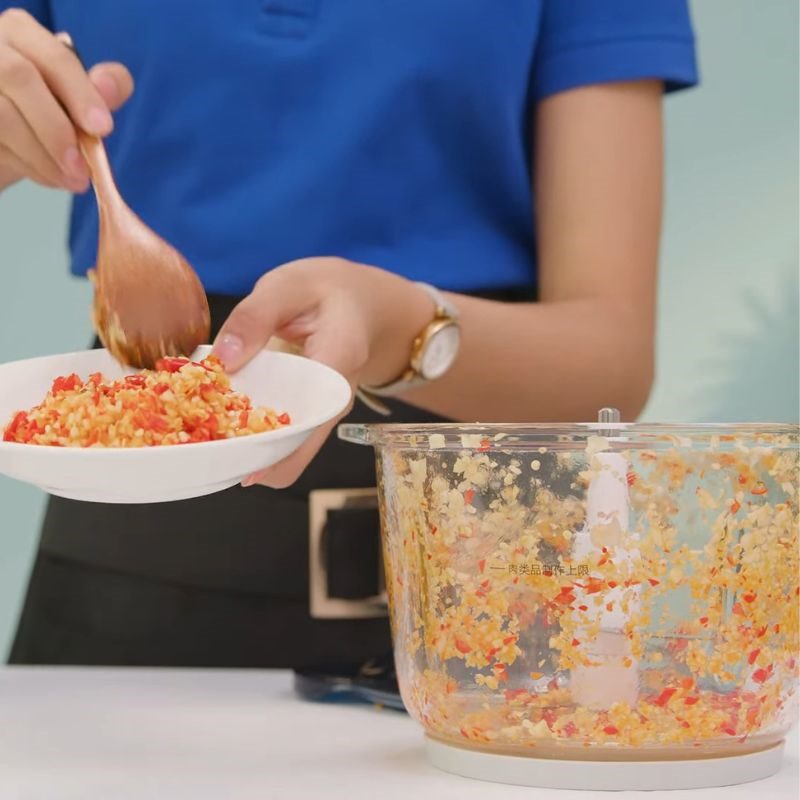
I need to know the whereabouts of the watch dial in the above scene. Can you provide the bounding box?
[421,325,461,380]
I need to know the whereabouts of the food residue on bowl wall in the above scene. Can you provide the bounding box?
[376,428,798,758]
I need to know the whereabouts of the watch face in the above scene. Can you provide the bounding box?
[421,324,461,380]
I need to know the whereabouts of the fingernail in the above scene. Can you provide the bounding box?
[86,106,113,136]
[213,334,244,370]
[241,474,257,488]
[62,146,88,181]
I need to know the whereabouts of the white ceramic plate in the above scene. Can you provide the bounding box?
[0,346,351,504]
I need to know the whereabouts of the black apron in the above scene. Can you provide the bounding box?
[9,288,533,668]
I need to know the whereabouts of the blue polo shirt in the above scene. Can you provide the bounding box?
[9,1,697,296]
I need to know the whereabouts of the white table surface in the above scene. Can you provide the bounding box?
[0,667,796,800]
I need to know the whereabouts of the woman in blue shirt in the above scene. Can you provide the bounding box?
[0,2,697,693]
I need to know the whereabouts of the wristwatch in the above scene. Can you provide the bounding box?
[357,283,461,416]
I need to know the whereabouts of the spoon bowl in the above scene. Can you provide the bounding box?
[80,132,211,368]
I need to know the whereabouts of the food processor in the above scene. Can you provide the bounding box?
[339,412,799,790]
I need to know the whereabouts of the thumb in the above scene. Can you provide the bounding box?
[212,269,311,372]
[89,63,135,112]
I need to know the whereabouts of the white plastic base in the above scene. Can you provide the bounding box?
[425,737,784,791]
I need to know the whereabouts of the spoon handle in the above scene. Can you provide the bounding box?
[59,35,124,214]
[76,130,123,211]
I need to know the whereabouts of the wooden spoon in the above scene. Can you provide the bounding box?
[79,130,210,368]
[62,39,210,369]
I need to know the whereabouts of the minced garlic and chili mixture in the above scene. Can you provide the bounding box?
[3,355,290,448]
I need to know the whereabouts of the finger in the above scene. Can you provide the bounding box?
[0,141,61,188]
[0,94,71,188]
[243,424,336,490]
[212,265,314,372]
[238,293,365,487]
[0,47,88,185]
[244,363,356,490]
[243,404,353,490]
[3,18,114,135]
[89,62,134,112]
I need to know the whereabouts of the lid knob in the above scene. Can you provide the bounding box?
[598,408,621,424]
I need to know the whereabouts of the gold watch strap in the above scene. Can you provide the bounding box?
[357,283,459,415]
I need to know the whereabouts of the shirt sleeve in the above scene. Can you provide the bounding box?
[531,0,698,101]
[0,2,52,27]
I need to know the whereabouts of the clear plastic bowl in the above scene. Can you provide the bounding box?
[340,422,798,765]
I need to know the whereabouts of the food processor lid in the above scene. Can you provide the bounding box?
[338,415,798,450]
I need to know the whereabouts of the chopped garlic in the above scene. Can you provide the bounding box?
[428,433,446,449]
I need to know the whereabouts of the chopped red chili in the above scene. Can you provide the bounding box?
[752,667,771,684]
[684,696,699,705]
[603,725,619,735]
[155,357,190,373]
[51,373,82,393]
[653,687,678,707]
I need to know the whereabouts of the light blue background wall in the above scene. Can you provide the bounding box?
[0,1,797,657]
